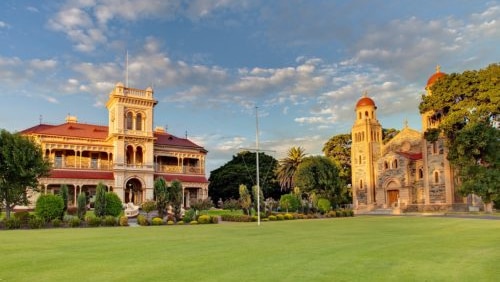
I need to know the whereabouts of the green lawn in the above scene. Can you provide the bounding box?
[0,216,499,281]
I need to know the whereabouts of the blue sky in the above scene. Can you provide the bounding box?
[0,0,499,175]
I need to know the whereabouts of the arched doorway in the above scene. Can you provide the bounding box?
[386,181,399,207]
[125,178,143,204]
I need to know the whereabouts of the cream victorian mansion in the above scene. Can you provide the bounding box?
[351,67,468,213]
[21,83,208,208]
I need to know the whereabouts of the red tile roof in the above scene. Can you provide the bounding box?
[48,170,114,180]
[154,131,206,151]
[21,122,206,151]
[21,123,108,140]
[396,152,423,160]
[154,173,208,183]
[356,96,376,108]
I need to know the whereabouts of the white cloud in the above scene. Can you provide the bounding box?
[0,21,9,28]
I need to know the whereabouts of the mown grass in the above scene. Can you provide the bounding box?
[0,216,498,281]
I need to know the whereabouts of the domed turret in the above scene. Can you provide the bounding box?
[426,65,446,88]
[356,96,376,108]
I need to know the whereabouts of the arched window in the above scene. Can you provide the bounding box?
[384,161,389,170]
[136,146,143,165]
[419,168,424,179]
[358,112,362,119]
[136,113,142,131]
[359,179,363,189]
[126,112,133,130]
[359,155,362,164]
[126,145,134,165]
[365,111,369,117]
[434,171,439,183]
[393,159,398,169]
[432,142,438,154]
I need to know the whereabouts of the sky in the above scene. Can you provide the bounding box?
[0,0,499,176]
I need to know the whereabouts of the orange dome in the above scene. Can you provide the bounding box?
[356,96,375,108]
[426,65,446,87]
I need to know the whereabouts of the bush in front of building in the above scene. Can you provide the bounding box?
[4,218,21,229]
[69,216,81,227]
[151,217,163,225]
[317,198,331,214]
[28,216,44,229]
[103,215,117,226]
[137,214,149,226]
[13,211,30,225]
[85,214,101,227]
[119,216,129,226]
[105,192,123,217]
[35,194,64,223]
[183,209,195,223]
[52,218,62,227]
[197,214,211,224]
[94,183,107,217]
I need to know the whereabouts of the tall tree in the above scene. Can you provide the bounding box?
[323,134,351,185]
[0,130,51,219]
[59,184,69,217]
[293,156,346,207]
[239,184,252,215]
[93,182,107,217]
[208,151,281,201]
[419,63,500,211]
[154,177,169,218]
[276,146,307,191]
[168,180,183,220]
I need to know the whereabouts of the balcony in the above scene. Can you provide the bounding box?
[156,164,204,175]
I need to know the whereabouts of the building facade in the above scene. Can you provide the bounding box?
[351,67,469,213]
[21,83,208,208]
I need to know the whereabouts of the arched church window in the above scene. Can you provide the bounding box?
[393,159,398,169]
[434,171,439,183]
[358,112,362,120]
[136,113,142,131]
[359,155,362,164]
[365,111,368,117]
[384,161,389,170]
[359,179,363,189]
[126,112,133,130]
[419,168,424,179]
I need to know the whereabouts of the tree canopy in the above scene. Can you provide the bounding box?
[0,129,51,219]
[208,151,281,202]
[276,146,306,191]
[322,134,351,185]
[419,63,500,209]
[293,156,346,206]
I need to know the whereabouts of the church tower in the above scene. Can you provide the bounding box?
[351,92,382,210]
[106,83,158,203]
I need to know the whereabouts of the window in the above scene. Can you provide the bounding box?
[91,154,98,169]
[359,179,363,189]
[136,113,142,131]
[419,168,424,179]
[434,171,439,183]
[384,161,389,170]
[393,159,398,169]
[126,112,133,130]
[359,155,362,164]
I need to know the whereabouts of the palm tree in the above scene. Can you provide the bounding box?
[276,146,306,191]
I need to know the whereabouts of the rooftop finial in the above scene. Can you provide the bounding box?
[404,118,409,129]
[362,90,368,97]
[436,65,441,73]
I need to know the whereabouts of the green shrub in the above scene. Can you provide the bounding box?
[222,198,240,211]
[342,210,349,217]
[35,194,64,222]
[105,192,123,217]
[119,216,129,226]
[152,217,163,225]
[28,216,44,229]
[220,214,253,222]
[317,198,331,214]
[328,210,337,217]
[276,214,284,221]
[137,214,149,226]
[103,215,117,226]
[69,217,81,227]
[183,209,196,223]
[262,218,269,222]
[279,194,300,213]
[14,211,30,224]
[85,215,101,227]
[268,215,277,221]
[189,221,198,225]
[251,215,258,222]
[94,183,107,217]
[52,218,62,227]
[336,210,343,217]
[141,201,157,217]
[176,221,184,225]
[167,220,175,225]
[197,214,211,224]
[210,215,219,224]
[284,213,294,220]
[5,218,21,229]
